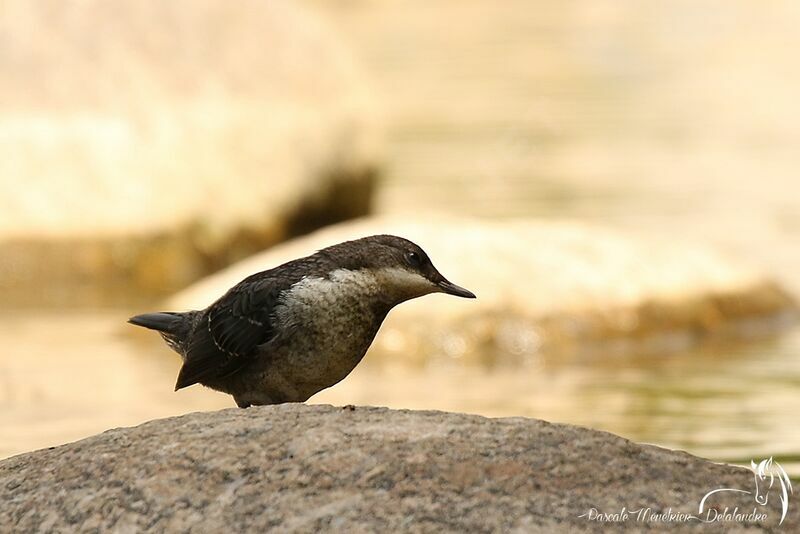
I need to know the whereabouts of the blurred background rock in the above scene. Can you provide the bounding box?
[2,0,800,476]
[0,0,380,307]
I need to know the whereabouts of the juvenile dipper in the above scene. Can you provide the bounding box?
[129,235,475,407]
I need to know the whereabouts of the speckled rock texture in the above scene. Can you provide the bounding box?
[172,216,797,363]
[0,0,380,306]
[1,405,794,532]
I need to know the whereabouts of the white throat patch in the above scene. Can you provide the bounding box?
[366,267,437,296]
[284,267,437,306]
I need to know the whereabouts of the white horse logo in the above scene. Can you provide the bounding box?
[752,457,793,524]
[699,457,793,525]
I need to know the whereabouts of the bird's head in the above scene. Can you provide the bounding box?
[320,234,476,305]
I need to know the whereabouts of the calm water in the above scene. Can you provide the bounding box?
[3,0,800,476]
[2,310,799,478]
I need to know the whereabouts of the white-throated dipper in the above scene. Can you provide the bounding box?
[129,235,476,407]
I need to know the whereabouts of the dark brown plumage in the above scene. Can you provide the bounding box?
[129,235,475,407]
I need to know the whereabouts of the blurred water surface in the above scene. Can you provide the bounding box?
[2,0,800,475]
[2,312,799,478]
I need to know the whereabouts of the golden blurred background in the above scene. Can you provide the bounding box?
[2,0,799,476]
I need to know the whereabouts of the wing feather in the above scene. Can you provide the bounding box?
[174,280,286,390]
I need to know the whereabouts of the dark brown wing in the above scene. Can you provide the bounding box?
[174,277,288,390]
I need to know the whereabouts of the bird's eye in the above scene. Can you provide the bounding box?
[405,251,422,268]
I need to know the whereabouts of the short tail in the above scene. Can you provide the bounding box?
[128,311,197,355]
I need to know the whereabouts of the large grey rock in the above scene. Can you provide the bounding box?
[0,0,380,306]
[0,404,793,532]
[171,216,797,363]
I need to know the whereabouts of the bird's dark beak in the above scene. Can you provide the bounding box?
[437,279,476,299]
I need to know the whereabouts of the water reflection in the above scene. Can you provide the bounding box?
[317,328,800,477]
[2,310,798,477]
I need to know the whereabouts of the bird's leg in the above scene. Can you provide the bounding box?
[235,398,252,409]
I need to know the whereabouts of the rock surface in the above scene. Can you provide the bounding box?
[171,216,797,363]
[0,404,793,532]
[0,0,380,306]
